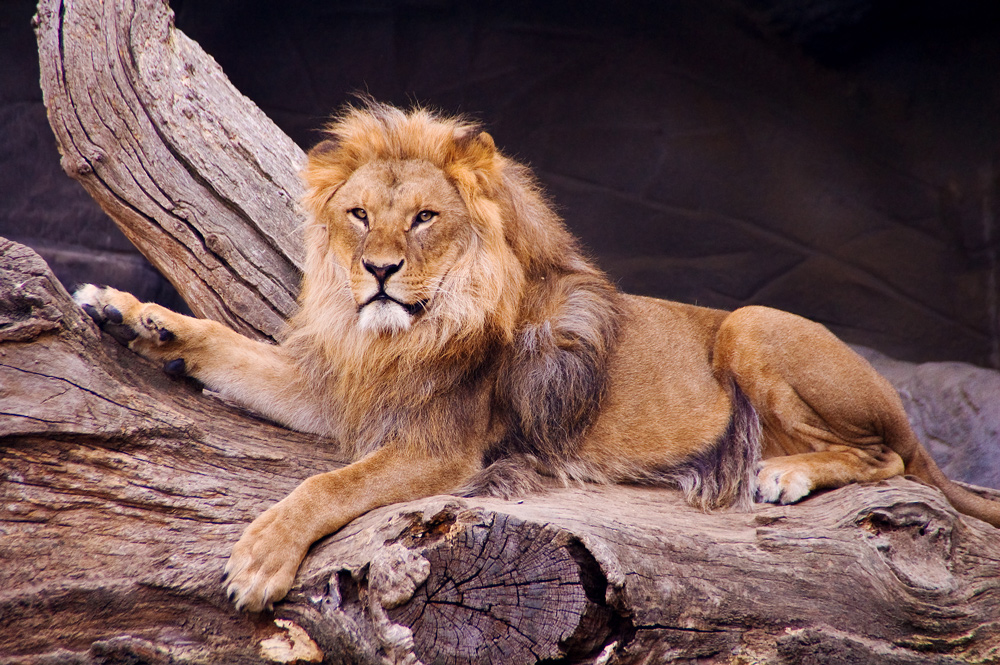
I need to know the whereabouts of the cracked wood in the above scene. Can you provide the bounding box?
[5,238,999,663]
[35,0,304,342]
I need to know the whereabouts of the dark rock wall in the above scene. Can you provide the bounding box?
[2,0,999,366]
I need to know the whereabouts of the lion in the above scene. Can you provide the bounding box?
[74,101,1000,612]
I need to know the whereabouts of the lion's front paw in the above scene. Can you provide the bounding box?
[223,506,308,612]
[74,284,184,370]
[74,284,143,345]
[755,459,813,505]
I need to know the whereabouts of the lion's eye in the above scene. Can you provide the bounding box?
[349,208,368,225]
[413,210,437,227]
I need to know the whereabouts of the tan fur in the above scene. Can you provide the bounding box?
[74,102,1000,612]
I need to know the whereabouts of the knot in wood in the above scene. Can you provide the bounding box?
[0,242,66,342]
[857,501,957,591]
[204,233,226,254]
[385,511,612,665]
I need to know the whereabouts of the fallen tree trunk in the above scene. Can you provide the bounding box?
[11,0,1000,662]
[2,240,1000,664]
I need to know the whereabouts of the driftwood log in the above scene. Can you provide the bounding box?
[34,0,304,343]
[3,0,998,662]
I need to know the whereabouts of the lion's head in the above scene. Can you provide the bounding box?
[292,102,590,365]
[314,153,488,337]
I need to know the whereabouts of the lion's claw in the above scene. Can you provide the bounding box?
[163,358,187,376]
[103,304,124,325]
[79,298,126,330]
[81,302,102,324]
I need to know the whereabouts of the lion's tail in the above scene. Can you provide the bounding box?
[902,436,1000,528]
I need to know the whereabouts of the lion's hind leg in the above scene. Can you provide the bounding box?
[713,306,913,505]
[755,445,904,504]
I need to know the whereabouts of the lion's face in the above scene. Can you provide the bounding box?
[325,159,476,335]
[299,106,537,353]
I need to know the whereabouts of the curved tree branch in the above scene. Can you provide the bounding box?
[35,0,304,342]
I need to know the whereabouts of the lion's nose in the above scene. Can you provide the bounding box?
[363,259,404,286]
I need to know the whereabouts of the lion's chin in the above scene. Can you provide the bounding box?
[357,300,414,335]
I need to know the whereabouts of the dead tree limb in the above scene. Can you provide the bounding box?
[35,0,304,342]
[11,0,1000,662]
[2,242,1000,663]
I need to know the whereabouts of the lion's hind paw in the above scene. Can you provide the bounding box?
[755,459,812,505]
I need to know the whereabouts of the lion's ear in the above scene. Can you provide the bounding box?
[307,139,340,160]
[453,129,497,165]
[302,138,352,222]
[449,129,501,201]
[472,131,495,153]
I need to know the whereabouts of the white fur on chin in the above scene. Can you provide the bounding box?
[357,300,413,334]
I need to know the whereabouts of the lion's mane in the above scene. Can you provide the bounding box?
[277,102,621,490]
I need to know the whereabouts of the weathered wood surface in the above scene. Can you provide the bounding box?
[0,239,337,663]
[35,0,305,342]
[3,237,1000,664]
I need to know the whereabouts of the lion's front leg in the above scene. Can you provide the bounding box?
[223,444,480,611]
[73,284,320,432]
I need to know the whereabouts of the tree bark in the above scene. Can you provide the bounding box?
[13,0,1000,663]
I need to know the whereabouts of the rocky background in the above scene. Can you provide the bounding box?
[3,0,999,366]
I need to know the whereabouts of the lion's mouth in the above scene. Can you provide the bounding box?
[361,292,428,317]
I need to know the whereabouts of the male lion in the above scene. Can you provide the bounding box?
[75,102,1000,612]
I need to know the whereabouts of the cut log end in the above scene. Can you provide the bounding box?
[289,504,620,665]
[386,509,614,664]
